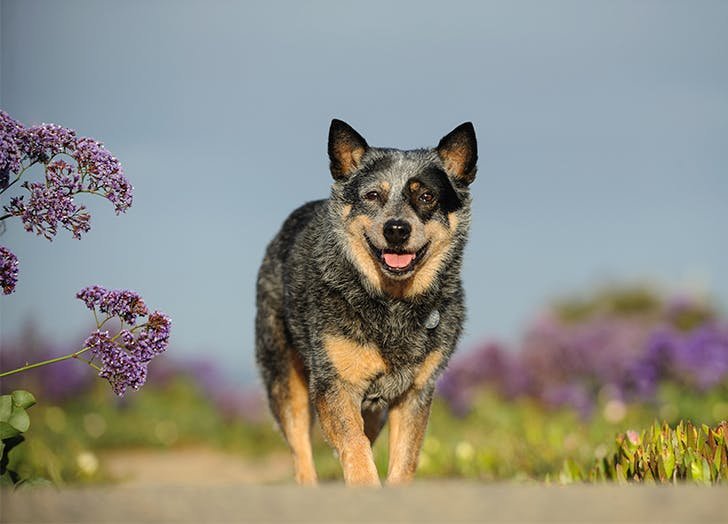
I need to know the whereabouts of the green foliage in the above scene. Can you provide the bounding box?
[6,378,728,485]
[585,421,728,484]
[0,390,36,486]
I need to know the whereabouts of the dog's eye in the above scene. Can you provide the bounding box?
[419,191,435,204]
[364,191,380,201]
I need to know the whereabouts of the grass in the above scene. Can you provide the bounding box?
[6,375,728,485]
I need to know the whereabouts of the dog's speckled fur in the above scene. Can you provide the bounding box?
[256,119,477,485]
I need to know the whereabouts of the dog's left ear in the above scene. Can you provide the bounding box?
[436,122,477,185]
[328,119,369,181]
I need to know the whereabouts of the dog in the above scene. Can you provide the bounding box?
[255,119,477,486]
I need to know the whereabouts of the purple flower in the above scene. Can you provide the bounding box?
[73,137,132,213]
[644,324,728,390]
[20,123,77,163]
[0,111,133,241]
[84,330,147,396]
[0,111,25,183]
[79,290,172,396]
[133,311,171,361]
[5,160,91,240]
[440,290,728,417]
[0,245,19,294]
[76,286,149,324]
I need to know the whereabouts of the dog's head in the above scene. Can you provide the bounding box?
[328,119,477,298]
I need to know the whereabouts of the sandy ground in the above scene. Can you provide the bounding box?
[2,449,727,523]
[101,447,293,486]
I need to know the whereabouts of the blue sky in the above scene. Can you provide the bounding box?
[1,0,727,382]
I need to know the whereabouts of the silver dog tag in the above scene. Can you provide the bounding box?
[425,309,440,330]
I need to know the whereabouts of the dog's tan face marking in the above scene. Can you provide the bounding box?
[345,211,458,298]
[401,220,455,298]
[342,204,352,218]
[448,212,459,232]
[345,214,387,294]
[323,334,386,390]
[413,350,444,389]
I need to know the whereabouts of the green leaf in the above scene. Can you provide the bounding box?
[0,396,11,422]
[712,446,723,477]
[0,421,20,440]
[690,458,702,480]
[10,391,36,410]
[7,407,29,433]
[663,451,675,481]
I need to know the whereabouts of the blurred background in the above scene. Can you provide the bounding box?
[1,0,727,485]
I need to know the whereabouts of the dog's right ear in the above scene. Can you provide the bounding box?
[328,119,368,181]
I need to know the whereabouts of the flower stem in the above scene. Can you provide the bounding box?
[0,162,34,196]
[0,347,91,378]
[76,356,102,372]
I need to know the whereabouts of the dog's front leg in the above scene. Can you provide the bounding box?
[315,382,381,486]
[386,386,434,485]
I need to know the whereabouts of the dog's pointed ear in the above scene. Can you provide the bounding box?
[328,119,368,181]
[436,122,477,185]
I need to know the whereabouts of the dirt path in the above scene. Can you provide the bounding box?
[4,483,725,523]
[102,447,293,486]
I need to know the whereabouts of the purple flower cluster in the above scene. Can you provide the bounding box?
[439,292,728,417]
[77,285,149,324]
[0,245,19,294]
[642,324,728,391]
[21,123,77,163]
[6,160,91,239]
[78,286,171,396]
[73,137,132,214]
[0,111,25,183]
[0,110,133,240]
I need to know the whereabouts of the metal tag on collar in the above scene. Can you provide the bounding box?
[425,309,440,330]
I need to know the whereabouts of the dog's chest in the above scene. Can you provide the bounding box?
[361,368,414,410]
[359,307,441,410]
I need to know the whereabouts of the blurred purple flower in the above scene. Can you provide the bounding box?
[0,245,19,294]
[0,332,94,401]
[644,323,728,391]
[440,293,728,417]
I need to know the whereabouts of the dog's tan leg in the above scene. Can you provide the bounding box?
[316,384,381,486]
[386,387,434,485]
[276,350,318,485]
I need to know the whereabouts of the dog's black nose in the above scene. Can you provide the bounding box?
[383,219,411,246]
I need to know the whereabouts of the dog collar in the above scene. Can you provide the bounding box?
[425,309,440,330]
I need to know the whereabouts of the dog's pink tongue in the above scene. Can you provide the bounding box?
[383,252,415,269]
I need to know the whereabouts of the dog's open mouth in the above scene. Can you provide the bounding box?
[366,237,430,275]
